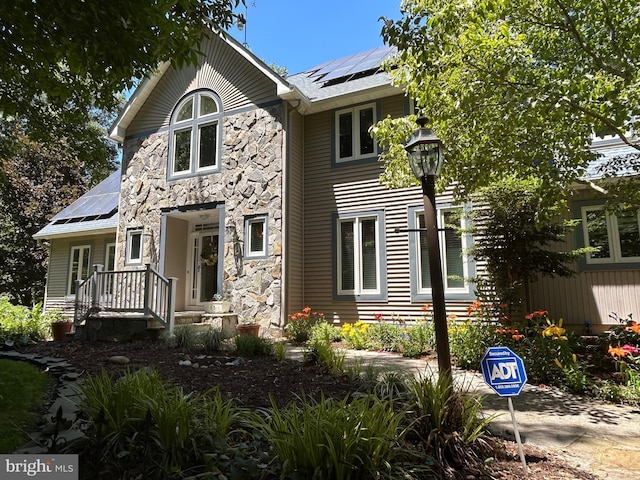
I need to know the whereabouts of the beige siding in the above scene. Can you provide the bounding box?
[44,233,116,318]
[302,94,476,323]
[529,186,640,330]
[285,109,305,315]
[128,34,279,136]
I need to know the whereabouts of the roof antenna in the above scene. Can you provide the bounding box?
[235,2,255,48]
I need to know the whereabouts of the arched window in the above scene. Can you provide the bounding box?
[168,90,222,178]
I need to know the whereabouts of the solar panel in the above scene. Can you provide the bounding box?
[51,169,121,221]
[319,46,396,82]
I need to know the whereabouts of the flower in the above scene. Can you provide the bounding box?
[609,346,632,358]
[525,310,548,321]
[625,322,640,334]
[374,313,384,321]
[467,300,483,316]
[421,303,432,311]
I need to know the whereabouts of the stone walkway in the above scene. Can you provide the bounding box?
[0,350,86,453]
[297,347,640,480]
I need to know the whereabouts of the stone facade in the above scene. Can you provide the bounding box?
[117,104,284,327]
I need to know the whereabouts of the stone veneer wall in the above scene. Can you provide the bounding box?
[118,105,284,327]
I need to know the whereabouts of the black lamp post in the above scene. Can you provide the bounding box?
[405,117,452,380]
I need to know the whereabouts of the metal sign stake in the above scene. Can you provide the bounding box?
[507,397,528,475]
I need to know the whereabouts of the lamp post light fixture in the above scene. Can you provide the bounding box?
[405,117,452,380]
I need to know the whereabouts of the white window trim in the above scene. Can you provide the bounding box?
[169,91,222,178]
[334,103,377,163]
[415,208,471,295]
[582,205,640,264]
[67,244,91,295]
[409,206,474,301]
[126,228,144,265]
[245,216,267,258]
[337,215,382,296]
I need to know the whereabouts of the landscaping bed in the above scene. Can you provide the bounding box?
[14,338,599,479]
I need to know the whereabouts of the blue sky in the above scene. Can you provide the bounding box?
[225,0,403,75]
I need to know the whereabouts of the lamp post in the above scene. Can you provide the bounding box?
[405,117,452,380]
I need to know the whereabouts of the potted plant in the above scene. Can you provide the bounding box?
[204,293,231,314]
[49,310,73,341]
[236,317,260,336]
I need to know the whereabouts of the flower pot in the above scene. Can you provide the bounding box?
[51,322,73,341]
[204,301,231,314]
[236,324,260,337]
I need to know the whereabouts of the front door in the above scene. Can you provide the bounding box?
[189,230,219,306]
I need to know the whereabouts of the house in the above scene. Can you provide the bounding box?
[34,27,640,337]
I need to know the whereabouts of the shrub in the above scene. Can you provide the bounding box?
[78,368,245,478]
[304,334,345,374]
[0,298,51,346]
[495,312,575,385]
[233,334,274,357]
[309,321,343,343]
[284,306,325,343]
[448,319,496,370]
[365,322,404,352]
[255,394,405,480]
[340,321,370,350]
[400,321,435,357]
[405,374,495,474]
[163,325,226,354]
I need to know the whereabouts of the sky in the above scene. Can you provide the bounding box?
[225,0,403,75]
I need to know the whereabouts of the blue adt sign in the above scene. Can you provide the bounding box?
[481,346,527,397]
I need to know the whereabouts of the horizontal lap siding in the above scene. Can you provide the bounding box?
[286,110,305,315]
[128,34,279,136]
[303,94,474,323]
[44,234,115,317]
[528,189,640,330]
[529,270,640,330]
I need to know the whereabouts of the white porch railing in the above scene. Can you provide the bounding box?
[74,264,177,335]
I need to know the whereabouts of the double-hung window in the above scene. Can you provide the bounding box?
[409,206,474,301]
[169,90,222,178]
[245,215,267,258]
[334,103,377,164]
[581,205,640,264]
[334,211,386,300]
[67,245,91,295]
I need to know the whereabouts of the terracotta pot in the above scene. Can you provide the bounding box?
[51,322,73,341]
[236,324,260,337]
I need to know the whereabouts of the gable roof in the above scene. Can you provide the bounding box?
[34,169,120,240]
[109,28,306,143]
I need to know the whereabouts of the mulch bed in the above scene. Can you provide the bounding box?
[14,338,600,479]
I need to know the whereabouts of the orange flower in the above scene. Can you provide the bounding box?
[608,346,630,358]
[422,303,432,311]
[512,334,524,341]
[625,323,640,334]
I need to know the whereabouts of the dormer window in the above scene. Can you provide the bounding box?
[168,90,223,178]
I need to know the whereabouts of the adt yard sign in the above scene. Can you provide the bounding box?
[481,346,527,397]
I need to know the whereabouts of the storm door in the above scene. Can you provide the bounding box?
[188,228,219,305]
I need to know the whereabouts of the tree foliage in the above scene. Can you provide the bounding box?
[0,103,118,305]
[379,0,640,203]
[0,0,240,121]
[469,176,588,316]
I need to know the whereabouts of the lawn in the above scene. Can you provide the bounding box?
[0,358,53,452]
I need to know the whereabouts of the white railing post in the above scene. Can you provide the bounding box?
[91,264,104,309]
[143,264,152,317]
[167,277,178,336]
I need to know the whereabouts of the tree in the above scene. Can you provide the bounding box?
[378,0,640,204]
[468,176,588,318]
[0,0,240,126]
[0,103,118,305]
